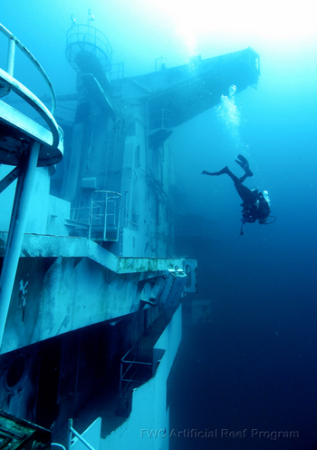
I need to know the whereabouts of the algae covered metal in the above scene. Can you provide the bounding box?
[0,17,259,449]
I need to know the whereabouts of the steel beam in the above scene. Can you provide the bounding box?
[0,140,40,349]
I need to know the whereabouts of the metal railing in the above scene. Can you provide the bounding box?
[0,23,62,153]
[68,191,122,241]
[0,25,63,351]
[67,419,95,450]
[66,24,112,73]
[89,190,121,241]
[118,341,153,416]
[0,23,56,114]
[70,205,91,224]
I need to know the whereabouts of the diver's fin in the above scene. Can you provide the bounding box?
[245,167,253,177]
[235,155,253,177]
[237,154,248,165]
[235,159,245,169]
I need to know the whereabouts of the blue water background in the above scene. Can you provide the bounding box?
[2,1,317,448]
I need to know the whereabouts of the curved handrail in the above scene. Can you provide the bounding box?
[0,23,56,115]
[66,24,112,73]
[0,68,60,149]
[66,24,112,58]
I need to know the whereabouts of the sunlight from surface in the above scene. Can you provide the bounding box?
[149,0,317,55]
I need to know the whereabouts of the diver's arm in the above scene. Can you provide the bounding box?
[202,170,212,175]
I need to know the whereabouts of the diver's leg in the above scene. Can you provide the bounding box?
[234,182,254,204]
[202,162,255,205]
[202,166,239,183]
[203,166,254,204]
[238,173,249,183]
[202,167,229,176]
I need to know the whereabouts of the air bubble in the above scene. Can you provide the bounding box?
[228,85,237,97]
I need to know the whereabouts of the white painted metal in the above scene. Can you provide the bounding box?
[0,232,186,273]
[0,140,40,350]
[0,98,63,166]
[0,23,56,114]
[6,38,15,76]
[0,68,59,139]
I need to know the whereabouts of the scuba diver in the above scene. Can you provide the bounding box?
[202,155,273,235]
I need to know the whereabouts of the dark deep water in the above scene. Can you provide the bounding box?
[168,56,317,448]
[169,229,317,449]
[2,1,317,449]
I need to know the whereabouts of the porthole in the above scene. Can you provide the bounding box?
[5,355,27,390]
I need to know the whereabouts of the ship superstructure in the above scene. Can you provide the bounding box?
[0,19,259,450]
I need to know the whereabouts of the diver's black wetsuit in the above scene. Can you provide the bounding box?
[202,155,271,234]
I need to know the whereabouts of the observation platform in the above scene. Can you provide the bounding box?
[0,24,63,167]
